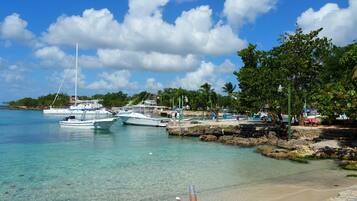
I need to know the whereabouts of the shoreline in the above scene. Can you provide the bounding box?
[182,162,357,201]
[198,183,357,201]
[167,120,357,200]
[1,106,43,110]
[167,120,357,168]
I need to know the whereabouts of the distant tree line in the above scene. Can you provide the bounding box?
[7,84,237,111]
[157,83,235,111]
[235,27,357,122]
[8,93,70,108]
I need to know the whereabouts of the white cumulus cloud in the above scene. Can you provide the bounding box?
[41,4,245,55]
[223,0,277,28]
[97,49,199,71]
[0,13,39,47]
[48,68,86,93]
[34,45,200,71]
[145,78,163,92]
[173,59,235,90]
[128,0,168,17]
[174,61,215,90]
[0,64,25,83]
[297,0,357,46]
[34,46,101,68]
[0,58,26,83]
[87,70,136,90]
[216,59,236,74]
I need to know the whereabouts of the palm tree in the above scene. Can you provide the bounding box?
[222,82,236,96]
[199,83,214,109]
[199,83,212,95]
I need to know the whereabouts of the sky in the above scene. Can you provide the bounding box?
[0,0,356,102]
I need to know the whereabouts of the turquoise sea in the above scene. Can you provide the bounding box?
[0,109,348,200]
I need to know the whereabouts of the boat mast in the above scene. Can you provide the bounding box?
[75,43,78,106]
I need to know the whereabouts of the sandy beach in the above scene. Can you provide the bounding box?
[198,183,357,201]
[181,164,357,201]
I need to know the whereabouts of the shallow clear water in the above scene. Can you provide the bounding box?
[0,110,344,201]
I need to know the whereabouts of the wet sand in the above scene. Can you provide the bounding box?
[198,183,357,201]
[183,166,357,201]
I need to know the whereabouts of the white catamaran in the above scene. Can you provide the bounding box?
[43,44,111,116]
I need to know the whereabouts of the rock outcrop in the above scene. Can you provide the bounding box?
[199,135,218,142]
[168,122,357,168]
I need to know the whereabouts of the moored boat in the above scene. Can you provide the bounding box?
[43,43,111,116]
[59,115,117,129]
[115,99,170,127]
[44,100,112,116]
[117,112,169,127]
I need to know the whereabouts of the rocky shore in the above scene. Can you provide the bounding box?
[167,121,357,170]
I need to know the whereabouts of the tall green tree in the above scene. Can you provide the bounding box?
[199,82,215,110]
[235,28,333,118]
[222,82,236,96]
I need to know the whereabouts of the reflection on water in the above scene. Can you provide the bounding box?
[93,131,116,148]
[57,125,117,148]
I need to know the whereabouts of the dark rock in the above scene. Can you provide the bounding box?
[339,160,357,171]
[256,145,290,160]
[256,144,314,161]
[289,158,309,163]
[277,139,310,150]
[313,147,357,160]
[233,137,268,146]
[346,174,357,177]
[218,135,234,142]
[199,135,218,142]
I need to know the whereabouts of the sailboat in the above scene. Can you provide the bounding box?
[56,43,117,129]
[43,44,111,116]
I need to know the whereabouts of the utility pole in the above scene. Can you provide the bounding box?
[74,43,78,106]
[288,82,292,139]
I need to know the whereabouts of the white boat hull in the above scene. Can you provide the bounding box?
[59,118,117,129]
[117,112,169,127]
[120,117,168,127]
[44,108,111,115]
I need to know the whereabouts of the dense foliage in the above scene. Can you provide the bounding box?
[157,83,234,111]
[235,27,357,121]
[8,93,70,108]
[8,92,129,108]
[92,92,129,108]
[8,85,236,111]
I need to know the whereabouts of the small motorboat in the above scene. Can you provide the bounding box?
[117,112,169,127]
[59,115,117,129]
[115,101,170,127]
